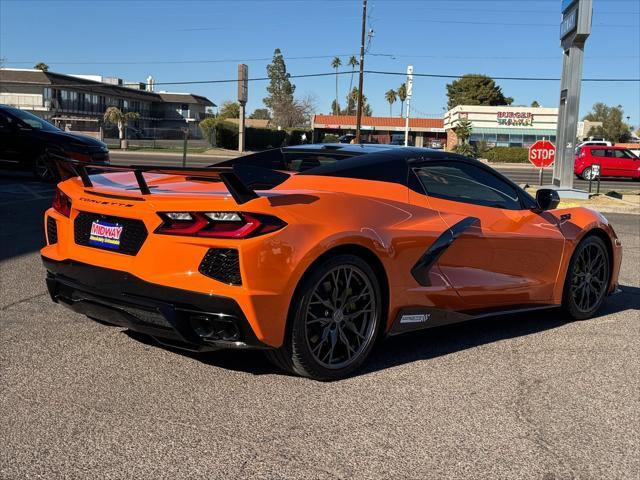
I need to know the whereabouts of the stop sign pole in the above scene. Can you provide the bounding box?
[529,139,556,185]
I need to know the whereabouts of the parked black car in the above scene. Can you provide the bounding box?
[0,105,110,181]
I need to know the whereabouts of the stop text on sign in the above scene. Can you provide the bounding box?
[530,148,555,161]
[528,140,556,168]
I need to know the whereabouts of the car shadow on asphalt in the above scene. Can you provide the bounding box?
[124,285,639,380]
[0,172,54,261]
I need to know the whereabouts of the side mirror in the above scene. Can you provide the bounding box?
[535,188,560,211]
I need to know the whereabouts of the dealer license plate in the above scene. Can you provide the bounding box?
[89,220,123,250]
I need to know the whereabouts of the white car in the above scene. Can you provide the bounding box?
[574,139,612,155]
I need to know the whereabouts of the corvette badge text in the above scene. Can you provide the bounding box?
[89,220,123,250]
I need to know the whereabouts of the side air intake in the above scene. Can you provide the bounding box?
[198,248,242,286]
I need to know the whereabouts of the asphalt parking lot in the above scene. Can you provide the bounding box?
[1,171,639,479]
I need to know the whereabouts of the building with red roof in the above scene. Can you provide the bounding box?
[311,114,446,147]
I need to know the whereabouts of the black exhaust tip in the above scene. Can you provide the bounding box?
[189,314,240,342]
[190,315,216,338]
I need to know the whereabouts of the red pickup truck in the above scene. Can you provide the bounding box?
[574,146,640,180]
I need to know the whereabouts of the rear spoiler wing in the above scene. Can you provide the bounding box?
[52,157,291,205]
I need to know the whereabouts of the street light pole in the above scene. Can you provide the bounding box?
[404,65,413,146]
[355,0,367,144]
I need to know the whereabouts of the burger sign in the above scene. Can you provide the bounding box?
[497,111,534,127]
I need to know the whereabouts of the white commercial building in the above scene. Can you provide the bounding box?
[444,105,559,149]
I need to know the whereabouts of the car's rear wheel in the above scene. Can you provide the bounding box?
[267,254,382,380]
[33,153,59,182]
[581,166,597,181]
[563,235,610,320]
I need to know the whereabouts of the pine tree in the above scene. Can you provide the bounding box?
[263,48,296,127]
[346,87,372,116]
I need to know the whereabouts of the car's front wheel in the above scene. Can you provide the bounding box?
[267,254,382,380]
[563,235,610,320]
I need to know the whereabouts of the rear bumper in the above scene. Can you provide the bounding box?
[42,256,270,352]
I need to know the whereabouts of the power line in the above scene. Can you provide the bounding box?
[7,52,639,66]
[369,53,640,60]
[18,69,638,90]
[406,19,638,27]
[365,70,640,82]
[3,54,359,66]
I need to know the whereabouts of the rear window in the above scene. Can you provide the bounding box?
[216,148,363,172]
[284,152,355,171]
[590,149,606,157]
[612,149,636,159]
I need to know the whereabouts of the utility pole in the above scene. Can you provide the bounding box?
[355,0,367,144]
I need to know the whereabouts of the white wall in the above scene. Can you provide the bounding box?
[444,105,559,130]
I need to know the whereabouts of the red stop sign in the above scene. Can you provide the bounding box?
[528,140,556,168]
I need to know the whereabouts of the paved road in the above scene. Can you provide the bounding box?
[1,173,639,479]
[110,151,640,191]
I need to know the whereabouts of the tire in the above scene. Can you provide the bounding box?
[581,166,597,181]
[33,153,59,183]
[562,235,611,320]
[267,254,382,381]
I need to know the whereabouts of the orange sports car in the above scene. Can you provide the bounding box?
[41,144,622,380]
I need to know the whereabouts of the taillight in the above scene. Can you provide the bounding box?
[52,188,71,217]
[155,212,286,239]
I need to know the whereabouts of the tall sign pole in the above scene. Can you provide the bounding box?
[237,64,248,153]
[355,0,367,144]
[552,0,592,194]
[404,65,413,146]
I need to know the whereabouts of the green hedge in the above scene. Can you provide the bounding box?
[285,129,313,146]
[246,126,287,150]
[481,146,529,163]
[322,134,339,143]
[214,121,239,149]
[213,122,309,150]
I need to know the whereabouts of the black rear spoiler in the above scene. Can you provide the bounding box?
[52,157,291,205]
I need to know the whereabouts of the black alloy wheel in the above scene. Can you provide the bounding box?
[33,153,58,182]
[563,236,610,320]
[267,254,382,380]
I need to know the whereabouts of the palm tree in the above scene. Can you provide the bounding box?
[348,55,358,95]
[385,89,397,116]
[331,56,342,115]
[397,83,407,117]
[103,106,140,150]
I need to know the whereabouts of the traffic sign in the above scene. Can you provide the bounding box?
[528,140,556,168]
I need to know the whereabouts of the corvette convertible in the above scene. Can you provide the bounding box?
[41,144,622,380]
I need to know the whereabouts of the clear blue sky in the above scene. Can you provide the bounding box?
[1,0,639,126]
